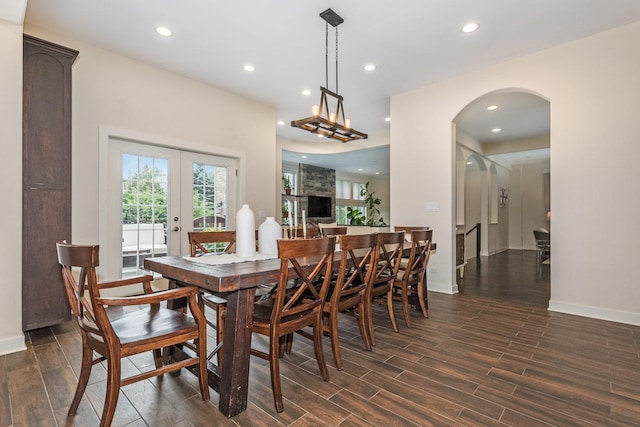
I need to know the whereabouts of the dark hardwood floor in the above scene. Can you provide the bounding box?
[3,287,639,426]
[458,250,550,308]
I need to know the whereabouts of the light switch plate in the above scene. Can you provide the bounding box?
[426,202,439,212]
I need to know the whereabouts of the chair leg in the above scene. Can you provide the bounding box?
[386,287,399,333]
[329,309,343,370]
[216,306,224,367]
[312,316,330,382]
[152,348,163,369]
[68,339,93,416]
[357,300,372,351]
[100,355,121,427]
[363,295,376,347]
[401,285,412,327]
[196,336,210,401]
[269,331,284,413]
[416,279,429,318]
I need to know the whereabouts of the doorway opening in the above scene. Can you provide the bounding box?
[453,89,550,307]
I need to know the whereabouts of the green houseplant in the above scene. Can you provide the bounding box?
[282,175,293,195]
[346,181,387,226]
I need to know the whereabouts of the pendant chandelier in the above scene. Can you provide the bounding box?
[291,8,368,143]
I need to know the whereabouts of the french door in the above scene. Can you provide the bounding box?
[107,139,237,279]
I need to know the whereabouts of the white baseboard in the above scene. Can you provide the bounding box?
[0,333,26,356]
[549,300,640,326]
[428,281,458,294]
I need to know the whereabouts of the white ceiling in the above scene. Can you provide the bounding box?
[22,0,640,172]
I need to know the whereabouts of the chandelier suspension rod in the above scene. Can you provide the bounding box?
[325,22,329,89]
[335,26,339,94]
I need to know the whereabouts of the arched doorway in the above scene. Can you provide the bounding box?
[453,89,551,307]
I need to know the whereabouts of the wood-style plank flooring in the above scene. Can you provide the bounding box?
[2,291,639,426]
[458,250,550,308]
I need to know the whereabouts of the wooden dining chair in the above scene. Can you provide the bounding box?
[365,231,405,346]
[187,231,236,366]
[284,225,319,239]
[321,233,376,370]
[394,226,429,242]
[250,237,336,412]
[56,242,209,427]
[320,225,348,238]
[392,229,433,326]
[188,230,237,256]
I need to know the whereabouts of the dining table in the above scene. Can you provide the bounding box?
[144,253,284,417]
[143,238,436,417]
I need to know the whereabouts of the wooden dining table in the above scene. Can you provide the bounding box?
[143,238,436,417]
[144,254,284,417]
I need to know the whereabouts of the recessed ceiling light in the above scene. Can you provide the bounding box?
[466,161,473,165]
[155,26,172,37]
[358,168,363,172]
[487,105,498,111]
[492,128,502,132]
[277,121,284,126]
[243,64,255,72]
[301,155,308,159]
[461,23,479,33]
[375,172,380,175]
[364,64,376,72]
[384,117,391,122]
[302,89,311,96]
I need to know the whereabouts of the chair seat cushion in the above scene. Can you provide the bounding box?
[111,307,197,346]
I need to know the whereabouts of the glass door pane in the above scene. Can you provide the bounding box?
[180,151,237,256]
[121,153,170,277]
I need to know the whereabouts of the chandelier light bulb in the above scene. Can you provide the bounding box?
[329,112,336,123]
[311,105,319,116]
[344,118,351,129]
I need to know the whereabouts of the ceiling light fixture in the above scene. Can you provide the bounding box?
[277,121,285,126]
[156,26,173,37]
[243,64,255,72]
[487,105,498,110]
[461,22,479,33]
[364,64,376,71]
[291,8,368,143]
[385,117,391,122]
[492,128,502,132]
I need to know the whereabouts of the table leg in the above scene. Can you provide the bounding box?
[218,287,255,417]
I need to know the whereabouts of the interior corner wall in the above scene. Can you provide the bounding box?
[0,20,26,354]
[391,21,640,325]
[23,25,277,255]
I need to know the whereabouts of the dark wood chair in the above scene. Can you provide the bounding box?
[320,225,348,238]
[284,225,319,239]
[365,231,405,345]
[533,229,551,263]
[188,230,237,256]
[321,233,376,370]
[394,226,429,242]
[251,237,336,412]
[187,231,237,366]
[392,229,432,326]
[56,242,209,427]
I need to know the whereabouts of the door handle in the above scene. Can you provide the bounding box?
[171,226,180,232]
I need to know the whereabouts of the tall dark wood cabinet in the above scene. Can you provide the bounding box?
[22,35,78,331]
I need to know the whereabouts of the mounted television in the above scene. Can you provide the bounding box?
[307,195,332,217]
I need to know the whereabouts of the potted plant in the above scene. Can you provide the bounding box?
[282,175,293,195]
[361,181,387,226]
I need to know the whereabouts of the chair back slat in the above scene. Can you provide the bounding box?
[272,238,335,324]
[188,231,237,256]
[405,229,433,284]
[373,231,405,288]
[332,234,377,305]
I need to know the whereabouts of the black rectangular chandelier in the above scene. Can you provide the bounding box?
[291,8,368,143]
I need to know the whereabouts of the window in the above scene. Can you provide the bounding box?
[335,178,366,225]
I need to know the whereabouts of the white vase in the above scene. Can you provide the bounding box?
[258,217,281,255]
[236,204,256,257]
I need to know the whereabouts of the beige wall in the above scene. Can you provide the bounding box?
[24,25,277,266]
[509,160,550,250]
[0,20,26,354]
[392,22,640,323]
